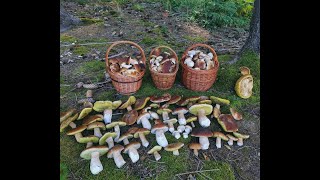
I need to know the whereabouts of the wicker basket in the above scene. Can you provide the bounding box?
[181,44,219,91]
[105,41,146,95]
[148,46,179,90]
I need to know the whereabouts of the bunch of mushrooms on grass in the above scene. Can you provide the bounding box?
[165,142,184,155]
[191,128,213,150]
[108,56,145,78]
[148,146,162,161]
[107,145,126,168]
[151,122,169,147]
[123,141,141,163]
[189,104,213,127]
[80,146,109,175]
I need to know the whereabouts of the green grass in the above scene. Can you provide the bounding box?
[60,35,77,43]
[132,4,144,12]
[183,35,207,43]
[80,17,104,25]
[60,163,68,180]
[74,60,106,82]
[72,46,90,55]
[197,161,235,180]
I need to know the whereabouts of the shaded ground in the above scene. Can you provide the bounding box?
[60,1,259,179]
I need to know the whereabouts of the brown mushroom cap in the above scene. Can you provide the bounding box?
[79,135,100,143]
[118,132,134,142]
[148,146,162,154]
[151,123,169,134]
[119,96,136,109]
[99,132,117,145]
[212,132,229,141]
[80,146,109,160]
[107,145,124,158]
[87,122,106,130]
[191,128,213,137]
[122,110,138,125]
[157,108,172,114]
[133,128,150,138]
[186,116,197,123]
[176,98,189,106]
[134,97,150,110]
[150,93,171,103]
[106,121,127,129]
[226,134,238,141]
[189,143,201,150]
[217,114,239,132]
[83,114,104,125]
[230,108,243,120]
[60,108,77,123]
[137,112,151,123]
[239,66,251,75]
[78,108,93,120]
[167,95,182,105]
[172,107,188,115]
[123,141,141,153]
[165,142,184,151]
[60,113,79,132]
[189,104,213,115]
[127,127,139,134]
[67,125,87,135]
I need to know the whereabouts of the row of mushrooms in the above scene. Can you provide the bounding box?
[184,50,215,70]
[60,93,249,175]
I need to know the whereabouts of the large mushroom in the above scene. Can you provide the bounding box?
[134,97,150,110]
[186,116,197,128]
[106,121,127,142]
[123,141,141,163]
[172,107,188,125]
[93,101,112,112]
[117,132,134,145]
[189,104,213,127]
[99,132,117,148]
[60,113,79,132]
[217,114,239,132]
[66,125,87,143]
[157,108,172,121]
[212,132,229,149]
[80,146,109,175]
[60,108,76,123]
[119,96,136,111]
[107,145,126,168]
[137,112,152,130]
[87,122,106,138]
[133,128,150,147]
[151,122,169,147]
[163,118,178,133]
[189,143,201,156]
[191,128,213,150]
[122,109,138,125]
[233,132,250,146]
[148,146,162,161]
[165,142,184,155]
[226,134,238,146]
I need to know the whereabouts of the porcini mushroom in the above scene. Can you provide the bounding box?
[123,142,141,163]
[217,114,239,132]
[150,93,171,105]
[93,101,113,112]
[186,116,197,128]
[117,132,133,145]
[107,145,126,168]
[157,108,172,121]
[172,130,181,139]
[122,109,138,125]
[189,143,201,156]
[60,108,76,123]
[167,95,181,105]
[177,125,185,133]
[78,107,93,120]
[189,104,213,127]
[212,132,229,149]
[191,128,213,150]
[66,125,87,143]
[87,122,106,138]
[165,142,184,155]
[79,135,99,148]
[172,107,188,125]
[148,146,162,161]
[119,96,136,111]
[210,96,230,105]
[226,134,238,146]
[233,132,249,146]
[163,118,177,133]
[183,125,192,138]
[103,100,122,124]
[134,97,150,110]
[137,112,152,130]
[176,98,189,106]
[151,122,169,147]
[184,57,194,68]
[99,132,117,148]
[133,128,150,147]
[149,111,159,120]
[230,107,243,120]
[80,146,109,175]
[60,113,79,132]
[106,121,127,142]
[82,114,104,125]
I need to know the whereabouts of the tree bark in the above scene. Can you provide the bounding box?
[60,5,81,33]
[228,0,260,64]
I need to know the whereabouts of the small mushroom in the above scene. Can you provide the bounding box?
[148,146,162,161]
[163,118,178,133]
[79,135,99,148]
[103,100,122,124]
[123,142,141,163]
[239,66,251,75]
[177,125,185,133]
[165,143,184,155]
[78,107,93,120]
[133,128,150,147]
[107,145,126,168]
[172,131,181,139]
[230,107,243,120]
[157,108,172,121]
[60,113,79,132]
[137,112,152,130]
[99,132,117,148]
[172,107,188,125]
[226,134,238,146]
[106,121,127,142]
[191,128,213,150]
[176,98,189,106]
[151,122,169,147]
[149,111,159,120]
[186,116,197,128]
[122,109,138,125]
[189,143,201,156]
[60,108,76,123]
[210,96,230,105]
[183,125,192,138]
[80,146,109,175]
[189,104,213,127]
[217,114,239,132]
[134,97,150,110]
[87,122,106,138]
[118,132,133,145]
[212,104,221,119]
[82,114,104,125]
[233,132,249,146]
[119,96,136,111]
[212,132,229,149]
[66,125,87,143]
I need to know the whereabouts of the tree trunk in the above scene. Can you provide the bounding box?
[228,0,260,64]
[60,5,81,33]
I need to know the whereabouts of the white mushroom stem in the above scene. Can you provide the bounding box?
[114,125,120,142]
[199,137,210,150]
[185,127,192,134]
[103,109,112,124]
[106,137,115,148]
[69,122,77,128]
[123,138,129,145]
[128,148,140,163]
[94,128,102,138]
[113,151,126,168]
[155,130,168,147]
[140,118,152,130]
[198,109,211,127]
[153,151,161,161]
[177,113,186,125]
[228,139,234,146]
[237,138,243,146]
[86,142,93,148]
[138,133,149,147]
[167,122,175,133]
[126,106,132,111]
[216,137,222,149]
[149,111,159,119]
[183,132,189,139]
[190,122,195,128]
[75,133,83,143]
[90,151,103,175]
[173,131,181,139]
[162,112,169,121]
[173,150,180,156]
[177,126,185,133]
[193,149,199,156]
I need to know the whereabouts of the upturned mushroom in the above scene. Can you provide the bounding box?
[217,114,239,132]
[82,114,104,125]
[60,113,79,132]
[119,96,136,111]
[117,132,133,145]
[99,132,117,148]
[233,132,249,146]
[87,122,106,138]
[133,128,150,147]
[189,104,213,127]
[212,104,221,119]
[148,146,162,161]
[107,145,126,168]
[106,121,127,142]
[80,146,109,175]
[66,125,87,143]
[230,107,243,120]
[60,108,76,123]
[212,132,229,149]
[122,109,138,125]
[151,122,169,147]
[134,97,150,110]
[123,142,141,163]
[165,142,184,155]
[163,118,178,133]
[137,112,152,130]
[79,135,99,148]
[189,143,201,156]
[103,100,122,124]
[210,96,230,105]
[191,128,213,150]
[226,134,238,146]
[172,107,188,125]
[157,108,172,121]
[172,130,181,139]
[186,116,197,128]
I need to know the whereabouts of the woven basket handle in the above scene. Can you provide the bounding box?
[181,43,218,62]
[105,41,146,69]
[148,45,179,63]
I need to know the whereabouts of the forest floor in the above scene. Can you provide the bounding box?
[60,1,260,179]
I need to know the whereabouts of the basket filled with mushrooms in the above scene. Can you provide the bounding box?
[180,44,219,91]
[148,46,179,90]
[105,41,146,95]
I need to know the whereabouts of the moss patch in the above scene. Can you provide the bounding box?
[132,4,144,12]
[72,46,90,55]
[183,35,207,43]
[80,17,104,25]
[196,161,235,180]
[74,60,106,82]
[60,35,77,43]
